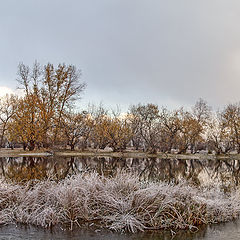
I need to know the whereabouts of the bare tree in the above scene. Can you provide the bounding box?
[192,98,211,125]
[129,104,160,153]
[0,94,18,147]
[159,108,181,153]
[220,103,240,153]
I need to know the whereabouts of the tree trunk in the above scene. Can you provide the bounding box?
[28,140,35,151]
[23,143,27,151]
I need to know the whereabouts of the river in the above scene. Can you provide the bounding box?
[0,155,240,239]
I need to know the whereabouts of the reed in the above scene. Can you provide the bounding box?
[0,172,239,233]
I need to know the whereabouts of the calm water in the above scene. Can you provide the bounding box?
[1,220,240,240]
[1,156,240,239]
[0,156,240,187]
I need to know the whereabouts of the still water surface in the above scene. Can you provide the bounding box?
[0,156,240,239]
[1,156,240,186]
[1,220,240,240]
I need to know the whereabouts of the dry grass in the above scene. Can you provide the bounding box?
[0,171,240,233]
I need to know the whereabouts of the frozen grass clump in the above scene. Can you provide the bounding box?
[0,172,240,233]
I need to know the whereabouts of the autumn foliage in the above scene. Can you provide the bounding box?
[1,62,240,154]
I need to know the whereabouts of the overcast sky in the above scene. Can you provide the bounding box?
[1,0,240,111]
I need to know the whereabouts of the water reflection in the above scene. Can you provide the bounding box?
[0,156,240,188]
[1,156,240,240]
[1,220,240,240]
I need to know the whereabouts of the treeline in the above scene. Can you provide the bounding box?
[0,62,240,154]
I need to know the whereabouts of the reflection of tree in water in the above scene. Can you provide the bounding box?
[0,157,48,182]
[0,157,81,182]
[1,156,240,187]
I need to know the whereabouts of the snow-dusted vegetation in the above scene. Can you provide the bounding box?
[0,171,240,233]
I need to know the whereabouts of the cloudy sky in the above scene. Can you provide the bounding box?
[1,0,240,110]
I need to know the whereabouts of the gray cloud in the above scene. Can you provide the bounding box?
[1,0,240,111]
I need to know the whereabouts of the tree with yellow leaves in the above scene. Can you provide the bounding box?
[177,110,203,154]
[8,94,45,150]
[105,116,132,152]
[9,61,86,150]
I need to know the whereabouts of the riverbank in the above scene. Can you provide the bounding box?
[0,172,240,233]
[0,148,239,160]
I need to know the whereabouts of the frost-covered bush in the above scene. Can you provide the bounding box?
[0,172,240,233]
